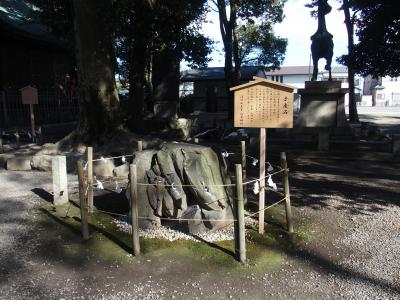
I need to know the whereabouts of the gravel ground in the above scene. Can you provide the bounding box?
[1,155,400,299]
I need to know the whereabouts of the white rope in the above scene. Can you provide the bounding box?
[91,154,134,162]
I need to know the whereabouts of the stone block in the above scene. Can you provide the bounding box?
[6,157,32,171]
[297,81,348,128]
[52,156,69,205]
[0,154,14,168]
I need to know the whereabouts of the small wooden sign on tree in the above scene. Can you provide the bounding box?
[230,77,295,234]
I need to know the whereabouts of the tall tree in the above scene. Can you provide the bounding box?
[212,0,287,118]
[72,0,120,140]
[339,0,359,122]
[31,0,120,140]
[114,0,211,128]
[350,0,400,77]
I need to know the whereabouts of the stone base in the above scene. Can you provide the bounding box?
[297,81,349,128]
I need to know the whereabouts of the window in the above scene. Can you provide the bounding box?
[376,93,385,100]
[280,75,283,83]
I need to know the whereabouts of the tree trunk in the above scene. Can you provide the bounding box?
[152,48,180,105]
[128,0,153,127]
[72,0,120,141]
[343,0,359,123]
[217,0,235,120]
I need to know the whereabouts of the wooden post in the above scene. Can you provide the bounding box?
[77,160,89,240]
[235,164,246,263]
[87,147,94,213]
[280,152,294,233]
[29,103,36,142]
[129,164,140,255]
[259,128,266,234]
[240,140,247,204]
[137,140,143,152]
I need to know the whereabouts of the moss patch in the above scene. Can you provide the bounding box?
[28,195,313,275]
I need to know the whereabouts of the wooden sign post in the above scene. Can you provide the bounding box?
[230,77,295,234]
[20,86,39,142]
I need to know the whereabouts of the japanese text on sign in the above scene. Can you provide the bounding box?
[232,79,294,128]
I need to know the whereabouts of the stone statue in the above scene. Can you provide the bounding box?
[311,0,334,81]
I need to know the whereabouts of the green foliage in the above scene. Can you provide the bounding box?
[113,0,212,82]
[213,0,287,75]
[236,22,287,67]
[351,0,400,77]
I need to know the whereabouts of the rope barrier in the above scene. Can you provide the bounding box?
[91,197,286,227]
[91,154,134,162]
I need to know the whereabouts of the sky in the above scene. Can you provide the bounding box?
[200,0,349,69]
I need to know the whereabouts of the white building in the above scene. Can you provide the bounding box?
[363,75,400,107]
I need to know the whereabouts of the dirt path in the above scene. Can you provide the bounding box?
[0,155,399,300]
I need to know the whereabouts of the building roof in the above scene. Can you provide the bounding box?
[180,66,266,82]
[264,65,348,75]
[181,65,349,82]
[230,76,295,92]
[0,0,63,46]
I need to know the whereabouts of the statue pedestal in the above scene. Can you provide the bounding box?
[297,81,348,128]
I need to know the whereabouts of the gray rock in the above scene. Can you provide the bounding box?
[126,143,233,233]
[6,157,32,171]
[113,163,129,177]
[31,155,53,171]
[35,143,59,155]
[93,159,115,177]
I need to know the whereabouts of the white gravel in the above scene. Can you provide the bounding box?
[113,216,258,242]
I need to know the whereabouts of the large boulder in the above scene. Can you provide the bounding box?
[93,159,115,177]
[113,163,129,177]
[126,143,233,233]
[31,155,53,171]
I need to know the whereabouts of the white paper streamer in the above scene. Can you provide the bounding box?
[267,162,274,172]
[115,181,122,193]
[83,162,88,170]
[253,180,260,195]
[267,175,277,190]
[121,156,126,163]
[100,156,107,162]
[222,151,229,158]
[252,158,259,166]
[94,177,104,190]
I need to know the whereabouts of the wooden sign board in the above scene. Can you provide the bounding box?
[20,85,38,105]
[231,77,294,128]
